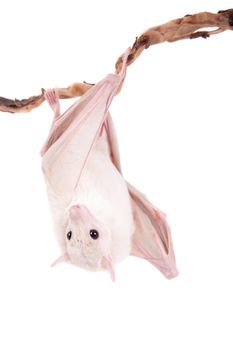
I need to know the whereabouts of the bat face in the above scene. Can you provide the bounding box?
[65,205,112,272]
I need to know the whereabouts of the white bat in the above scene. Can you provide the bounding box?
[41,49,178,281]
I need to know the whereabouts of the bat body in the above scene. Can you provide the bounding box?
[48,126,135,270]
[41,49,178,280]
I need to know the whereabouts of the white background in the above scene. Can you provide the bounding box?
[0,1,233,349]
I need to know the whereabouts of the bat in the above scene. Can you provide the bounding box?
[41,49,178,281]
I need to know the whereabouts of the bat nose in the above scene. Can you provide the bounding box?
[69,204,80,211]
[69,205,79,218]
[69,204,83,219]
[69,204,90,220]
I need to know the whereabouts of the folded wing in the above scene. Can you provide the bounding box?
[42,52,129,206]
[103,111,178,279]
[128,183,178,279]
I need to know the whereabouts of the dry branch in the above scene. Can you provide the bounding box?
[1,8,233,114]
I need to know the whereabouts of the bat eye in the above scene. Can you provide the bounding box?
[67,231,72,240]
[89,229,99,240]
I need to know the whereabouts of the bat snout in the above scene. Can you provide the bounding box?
[69,204,90,220]
[69,205,81,218]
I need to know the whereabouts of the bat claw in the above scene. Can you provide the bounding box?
[44,89,61,115]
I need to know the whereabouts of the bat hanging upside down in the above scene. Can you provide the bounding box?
[41,49,178,281]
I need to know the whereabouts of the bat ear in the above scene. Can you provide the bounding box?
[101,256,116,282]
[51,253,69,267]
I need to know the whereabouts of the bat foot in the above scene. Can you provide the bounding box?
[44,89,61,116]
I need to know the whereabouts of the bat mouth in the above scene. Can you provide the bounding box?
[68,246,101,271]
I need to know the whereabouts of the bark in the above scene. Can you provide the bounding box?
[1,8,232,113]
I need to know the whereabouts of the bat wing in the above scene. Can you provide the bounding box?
[42,50,130,206]
[128,183,178,279]
[104,114,122,173]
[103,111,178,279]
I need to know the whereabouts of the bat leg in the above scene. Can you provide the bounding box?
[40,89,62,156]
[44,89,61,121]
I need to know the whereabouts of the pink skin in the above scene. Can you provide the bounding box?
[44,89,61,120]
[43,48,178,280]
[69,205,91,222]
[40,89,61,156]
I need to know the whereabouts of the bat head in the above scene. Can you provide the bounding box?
[52,205,115,281]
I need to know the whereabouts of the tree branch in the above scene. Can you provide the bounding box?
[1,8,232,114]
